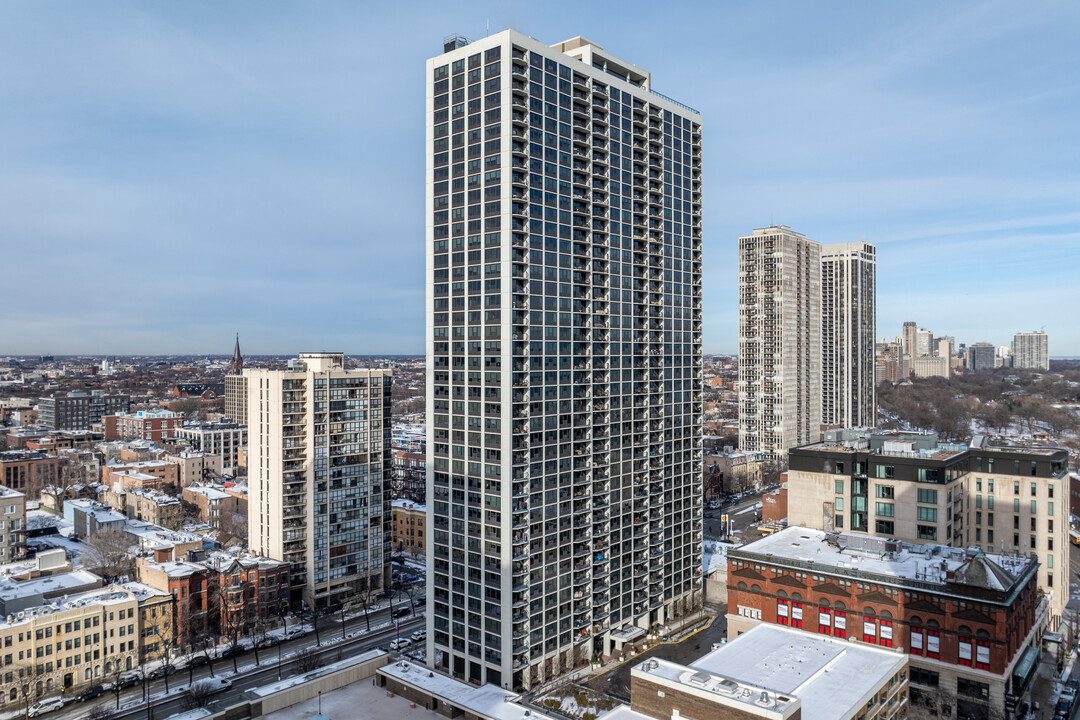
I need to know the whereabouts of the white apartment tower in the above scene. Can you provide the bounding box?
[1012,331,1049,370]
[738,226,821,460]
[820,242,876,428]
[246,353,392,608]
[426,31,704,691]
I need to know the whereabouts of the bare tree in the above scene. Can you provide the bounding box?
[82,528,137,582]
[182,682,213,710]
[293,647,323,673]
[13,664,43,720]
[149,623,180,694]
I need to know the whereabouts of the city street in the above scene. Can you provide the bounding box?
[45,603,425,720]
[703,489,769,541]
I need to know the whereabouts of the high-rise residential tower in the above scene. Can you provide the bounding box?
[820,242,876,428]
[246,353,392,607]
[901,321,917,358]
[738,226,821,460]
[426,31,704,691]
[1012,330,1049,370]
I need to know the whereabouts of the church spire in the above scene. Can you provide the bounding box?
[228,333,243,374]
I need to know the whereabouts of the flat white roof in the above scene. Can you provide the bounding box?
[688,625,906,720]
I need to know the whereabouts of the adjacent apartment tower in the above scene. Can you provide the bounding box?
[426,31,704,691]
[820,242,876,428]
[737,226,821,461]
[1012,331,1049,370]
[246,353,392,608]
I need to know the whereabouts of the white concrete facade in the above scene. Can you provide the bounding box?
[246,354,392,608]
[738,227,821,460]
[820,242,876,429]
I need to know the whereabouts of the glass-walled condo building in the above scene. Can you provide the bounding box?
[426,31,704,691]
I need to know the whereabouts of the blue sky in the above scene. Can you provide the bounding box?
[2,1,1078,356]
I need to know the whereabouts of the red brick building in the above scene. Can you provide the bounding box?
[137,559,213,651]
[391,449,425,501]
[761,484,787,524]
[0,450,61,492]
[207,555,290,637]
[727,527,1044,718]
[103,409,181,443]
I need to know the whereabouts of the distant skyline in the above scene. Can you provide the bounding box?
[2,1,1078,355]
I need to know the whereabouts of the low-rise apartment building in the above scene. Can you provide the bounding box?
[165,451,223,487]
[102,409,181,443]
[390,499,426,555]
[122,581,174,662]
[0,451,60,494]
[174,421,247,475]
[136,560,212,650]
[0,487,26,564]
[727,527,1043,718]
[101,460,178,490]
[391,449,425,502]
[0,585,141,703]
[121,490,181,529]
[182,484,246,526]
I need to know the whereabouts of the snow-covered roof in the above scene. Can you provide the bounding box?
[378,660,559,720]
[681,624,907,720]
[735,526,1033,593]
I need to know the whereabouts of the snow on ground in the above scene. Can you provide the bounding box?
[702,539,734,577]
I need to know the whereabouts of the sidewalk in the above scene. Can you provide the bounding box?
[1030,645,1076,718]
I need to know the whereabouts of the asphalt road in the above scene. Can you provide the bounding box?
[50,604,425,720]
[703,490,768,540]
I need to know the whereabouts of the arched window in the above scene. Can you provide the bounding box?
[737,581,748,591]
[974,629,991,669]
[817,598,833,634]
[874,609,894,647]
[788,592,804,628]
[925,619,941,659]
[958,625,974,667]
[751,584,762,594]
[832,601,847,638]
[776,590,791,625]
[862,607,879,643]
[909,616,925,655]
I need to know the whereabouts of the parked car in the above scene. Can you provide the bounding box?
[219,646,244,659]
[389,638,412,650]
[28,697,65,717]
[77,685,104,702]
[410,630,426,641]
[117,673,141,689]
[392,608,411,619]
[413,596,426,607]
[148,665,174,680]
[190,677,233,695]
[255,635,278,648]
[284,625,309,640]
[189,655,210,667]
